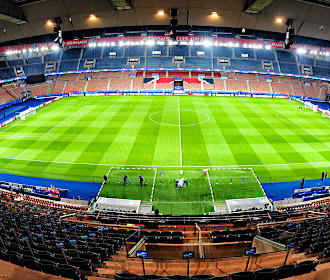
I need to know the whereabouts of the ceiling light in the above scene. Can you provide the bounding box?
[89,13,96,20]
[275,17,283,24]
[158,9,165,16]
[211,11,219,17]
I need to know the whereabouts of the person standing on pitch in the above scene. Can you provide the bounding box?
[325,172,328,180]
[322,171,325,181]
[123,174,127,186]
[139,176,144,188]
[300,177,305,189]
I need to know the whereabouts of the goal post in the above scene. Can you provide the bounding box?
[19,107,37,120]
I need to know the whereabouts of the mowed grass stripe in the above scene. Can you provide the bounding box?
[235,100,294,172]
[181,97,211,166]
[125,97,166,165]
[258,101,329,164]
[214,99,264,166]
[152,97,180,166]
[250,100,324,178]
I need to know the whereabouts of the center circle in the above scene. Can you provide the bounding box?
[149,110,210,126]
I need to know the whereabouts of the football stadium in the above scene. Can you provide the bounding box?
[0,0,329,279]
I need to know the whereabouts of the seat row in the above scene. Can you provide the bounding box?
[115,260,319,280]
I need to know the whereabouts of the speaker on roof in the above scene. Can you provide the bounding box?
[170,8,178,17]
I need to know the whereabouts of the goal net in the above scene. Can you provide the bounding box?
[322,110,330,119]
[304,101,318,112]
[19,107,37,120]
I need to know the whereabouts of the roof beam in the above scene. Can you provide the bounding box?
[108,0,131,10]
[296,0,330,8]
[0,0,27,24]
[244,0,275,14]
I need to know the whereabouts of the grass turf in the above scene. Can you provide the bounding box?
[98,168,155,202]
[209,168,265,202]
[0,96,329,214]
[152,169,214,215]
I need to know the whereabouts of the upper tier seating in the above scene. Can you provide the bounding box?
[1,45,330,81]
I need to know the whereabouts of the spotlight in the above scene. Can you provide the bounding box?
[89,13,96,20]
[275,17,283,24]
[211,11,219,17]
[158,9,165,16]
[46,20,53,26]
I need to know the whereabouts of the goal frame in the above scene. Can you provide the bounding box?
[19,107,37,120]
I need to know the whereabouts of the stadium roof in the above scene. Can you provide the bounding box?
[0,0,329,44]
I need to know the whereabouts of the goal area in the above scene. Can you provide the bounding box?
[19,107,37,120]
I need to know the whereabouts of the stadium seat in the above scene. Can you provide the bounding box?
[191,275,215,280]
[294,260,318,276]
[276,264,296,279]
[22,255,38,270]
[116,272,141,280]
[55,263,81,280]
[230,271,254,280]
[35,259,58,275]
[140,275,164,280]
[166,275,190,280]
[69,257,92,271]
[254,268,277,280]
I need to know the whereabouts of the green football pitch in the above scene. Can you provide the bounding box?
[0,96,329,214]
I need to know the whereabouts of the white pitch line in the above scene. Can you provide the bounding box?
[0,96,62,136]
[275,110,326,142]
[206,170,215,203]
[0,155,328,168]
[46,105,87,134]
[178,96,183,167]
[150,168,157,202]
[0,118,24,135]
[249,167,268,198]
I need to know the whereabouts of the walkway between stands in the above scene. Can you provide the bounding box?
[0,172,101,201]
[262,178,330,201]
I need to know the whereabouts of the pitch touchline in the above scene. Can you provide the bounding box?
[178,96,183,167]
[0,156,328,168]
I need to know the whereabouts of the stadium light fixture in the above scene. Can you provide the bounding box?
[211,11,219,17]
[89,13,96,20]
[145,39,155,46]
[46,20,54,26]
[158,9,165,16]
[275,17,283,24]
[297,48,307,54]
[51,45,60,51]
